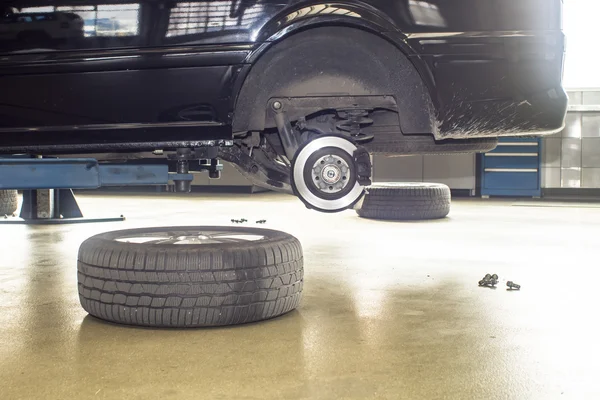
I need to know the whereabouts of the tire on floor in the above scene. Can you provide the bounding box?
[356,183,451,220]
[77,226,303,327]
[0,190,18,215]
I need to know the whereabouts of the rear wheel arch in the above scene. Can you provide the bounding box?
[252,3,401,45]
[232,25,437,136]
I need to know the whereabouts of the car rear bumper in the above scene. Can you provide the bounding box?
[436,85,568,139]
[415,31,567,139]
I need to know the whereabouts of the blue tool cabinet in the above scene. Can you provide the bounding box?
[480,137,542,197]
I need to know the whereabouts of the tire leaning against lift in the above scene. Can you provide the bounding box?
[77,226,303,327]
[0,190,18,215]
[356,183,451,221]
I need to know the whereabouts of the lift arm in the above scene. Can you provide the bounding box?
[0,158,192,190]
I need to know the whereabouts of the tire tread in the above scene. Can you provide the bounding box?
[0,190,18,215]
[77,227,303,327]
[357,183,451,220]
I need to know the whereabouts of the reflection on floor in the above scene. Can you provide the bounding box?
[0,192,598,399]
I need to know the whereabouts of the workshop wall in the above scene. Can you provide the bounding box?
[371,153,477,192]
[541,90,600,189]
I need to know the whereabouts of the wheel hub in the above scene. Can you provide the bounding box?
[291,135,369,212]
[312,155,350,193]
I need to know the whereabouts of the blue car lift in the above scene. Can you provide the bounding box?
[0,158,198,224]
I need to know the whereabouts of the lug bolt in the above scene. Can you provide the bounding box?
[478,274,491,286]
[272,101,282,110]
[479,273,499,287]
[507,281,521,290]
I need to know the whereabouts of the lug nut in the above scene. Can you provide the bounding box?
[272,101,282,110]
[479,273,499,287]
[507,281,521,290]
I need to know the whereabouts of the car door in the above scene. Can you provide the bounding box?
[0,1,287,149]
[0,14,15,40]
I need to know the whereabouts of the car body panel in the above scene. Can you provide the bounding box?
[0,0,566,150]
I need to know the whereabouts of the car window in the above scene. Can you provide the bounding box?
[0,2,143,54]
[164,1,265,44]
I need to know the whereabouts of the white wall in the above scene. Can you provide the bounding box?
[563,0,600,89]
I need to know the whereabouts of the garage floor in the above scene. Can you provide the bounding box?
[1,193,599,399]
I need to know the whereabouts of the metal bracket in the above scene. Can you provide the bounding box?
[168,173,194,181]
[219,146,292,194]
[200,158,223,179]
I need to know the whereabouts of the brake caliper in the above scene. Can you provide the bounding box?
[354,147,372,187]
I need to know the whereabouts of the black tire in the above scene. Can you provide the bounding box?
[0,190,18,215]
[77,226,303,327]
[365,136,497,155]
[357,183,451,220]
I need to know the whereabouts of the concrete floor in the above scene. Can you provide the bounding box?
[1,192,599,400]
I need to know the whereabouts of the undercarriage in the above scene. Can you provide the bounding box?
[0,100,498,214]
[218,99,496,212]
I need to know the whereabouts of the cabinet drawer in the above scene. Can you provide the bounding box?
[483,171,540,190]
[483,155,539,169]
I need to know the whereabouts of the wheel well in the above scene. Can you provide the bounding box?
[232,26,436,136]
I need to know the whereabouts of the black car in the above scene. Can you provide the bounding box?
[0,1,567,212]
